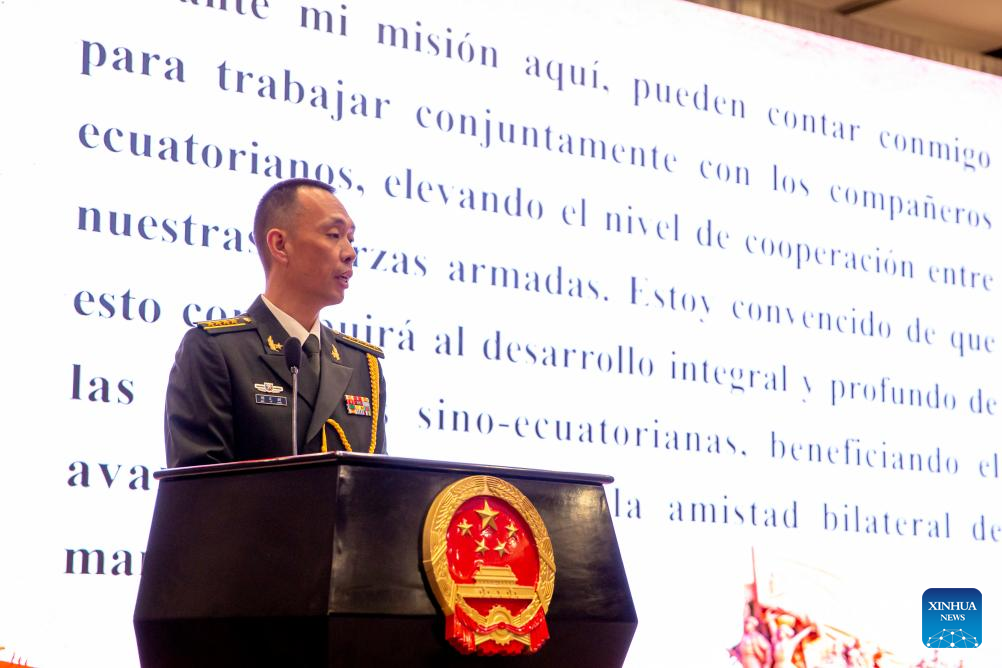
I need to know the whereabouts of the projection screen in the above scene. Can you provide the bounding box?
[0,0,999,665]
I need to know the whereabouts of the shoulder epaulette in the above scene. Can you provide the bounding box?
[334,331,384,358]
[195,315,254,334]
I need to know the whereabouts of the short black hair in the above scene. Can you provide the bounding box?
[253,178,335,271]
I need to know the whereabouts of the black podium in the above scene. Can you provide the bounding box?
[134,452,637,666]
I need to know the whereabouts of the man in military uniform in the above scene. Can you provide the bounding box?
[165,178,386,468]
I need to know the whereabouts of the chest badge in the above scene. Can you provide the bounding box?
[345,394,372,416]
[254,382,284,394]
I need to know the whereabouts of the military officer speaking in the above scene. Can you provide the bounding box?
[165,178,387,468]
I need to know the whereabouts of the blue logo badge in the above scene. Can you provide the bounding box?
[923,588,981,649]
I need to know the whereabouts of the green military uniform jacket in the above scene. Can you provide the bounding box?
[165,296,387,468]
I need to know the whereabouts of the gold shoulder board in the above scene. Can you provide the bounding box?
[335,332,385,358]
[196,316,254,333]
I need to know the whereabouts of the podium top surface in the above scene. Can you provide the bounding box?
[155,451,615,486]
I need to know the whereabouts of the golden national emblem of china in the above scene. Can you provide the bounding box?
[422,475,556,655]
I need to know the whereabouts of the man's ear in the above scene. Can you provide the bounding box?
[266,227,289,267]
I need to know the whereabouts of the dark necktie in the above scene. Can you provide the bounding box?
[303,334,321,375]
[299,334,321,402]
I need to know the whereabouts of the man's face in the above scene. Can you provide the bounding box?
[282,187,356,307]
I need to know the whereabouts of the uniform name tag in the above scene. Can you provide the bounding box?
[256,394,288,406]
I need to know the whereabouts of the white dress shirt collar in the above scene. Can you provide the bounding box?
[260,295,321,344]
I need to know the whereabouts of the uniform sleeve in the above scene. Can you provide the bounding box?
[375,358,388,454]
[164,328,236,467]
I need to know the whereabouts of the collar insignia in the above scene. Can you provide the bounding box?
[331,343,341,362]
[267,335,283,352]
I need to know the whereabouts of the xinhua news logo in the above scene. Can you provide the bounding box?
[923,588,982,649]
